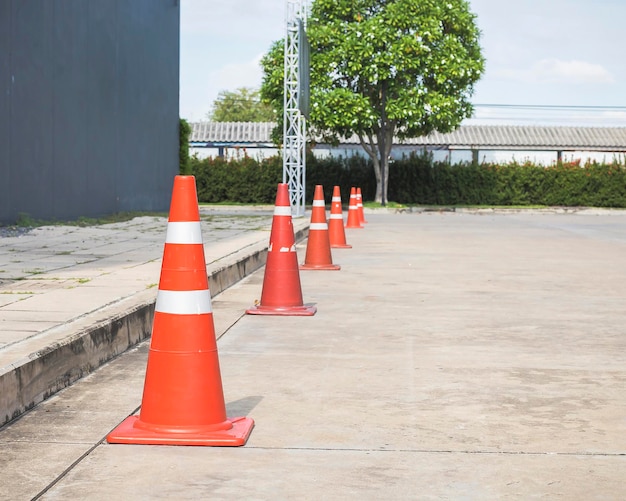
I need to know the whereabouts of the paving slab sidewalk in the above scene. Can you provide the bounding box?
[1,211,625,500]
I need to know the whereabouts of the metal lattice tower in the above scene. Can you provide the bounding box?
[283,0,308,217]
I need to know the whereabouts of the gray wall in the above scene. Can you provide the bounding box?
[0,0,180,224]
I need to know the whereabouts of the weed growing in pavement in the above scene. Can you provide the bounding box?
[23,268,44,275]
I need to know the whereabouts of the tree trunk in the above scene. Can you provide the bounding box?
[373,81,396,205]
[378,80,388,205]
[382,121,393,204]
[380,155,389,204]
[360,132,391,205]
[357,79,398,205]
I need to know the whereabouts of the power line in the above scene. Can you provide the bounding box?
[467,103,626,126]
[474,104,626,110]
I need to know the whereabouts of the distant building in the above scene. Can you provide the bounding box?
[0,0,180,225]
[190,122,626,166]
[190,122,279,161]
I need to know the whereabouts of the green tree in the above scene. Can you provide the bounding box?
[207,87,276,122]
[261,0,485,204]
[260,41,288,145]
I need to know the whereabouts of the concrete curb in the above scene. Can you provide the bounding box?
[0,298,155,426]
[0,223,309,428]
[364,206,626,215]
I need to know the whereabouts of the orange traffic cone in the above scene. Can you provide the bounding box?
[301,185,340,270]
[107,176,254,446]
[246,183,317,315]
[345,187,363,229]
[356,187,368,224]
[328,185,351,249]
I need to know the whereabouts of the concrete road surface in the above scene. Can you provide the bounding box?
[1,211,625,500]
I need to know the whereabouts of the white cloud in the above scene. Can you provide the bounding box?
[207,53,265,95]
[532,59,615,84]
[180,53,266,121]
[601,110,626,123]
[179,0,283,120]
[494,59,615,84]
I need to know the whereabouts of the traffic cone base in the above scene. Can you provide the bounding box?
[300,262,340,270]
[246,303,317,316]
[331,243,352,248]
[106,416,254,446]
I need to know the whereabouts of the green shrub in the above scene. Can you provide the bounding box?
[189,152,626,208]
[306,154,376,203]
[190,156,282,203]
[179,119,192,175]
[190,154,376,205]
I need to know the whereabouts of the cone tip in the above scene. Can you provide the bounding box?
[275,183,290,207]
[174,175,196,187]
[169,175,200,222]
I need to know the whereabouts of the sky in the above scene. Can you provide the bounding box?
[179,0,626,126]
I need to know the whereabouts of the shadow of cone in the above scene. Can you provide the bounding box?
[106,175,254,446]
[301,185,340,270]
[328,185,352,249]
[356,187,368,224]
[246,183,317,316]
[345,187,363,229]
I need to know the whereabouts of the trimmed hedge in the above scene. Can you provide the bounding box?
[189,154,626,208]
[179,119,192,175]
[388,157,626,207]
[305,154,376,203]
[192,156,283,204]
[190,154,375,205]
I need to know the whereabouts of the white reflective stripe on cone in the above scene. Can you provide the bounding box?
[349,205,358,209]
[309,223,328,230]
[329,214,343,219]
[274,206,292,216]
[165,221,203,244]
[269,243,296,252]
[155,289,213,315]
[332,196,341,202]
[312,200,325,207]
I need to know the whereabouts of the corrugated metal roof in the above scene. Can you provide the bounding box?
[190,121,276,144]
[190,122,626,151]
[400,125,626,151]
